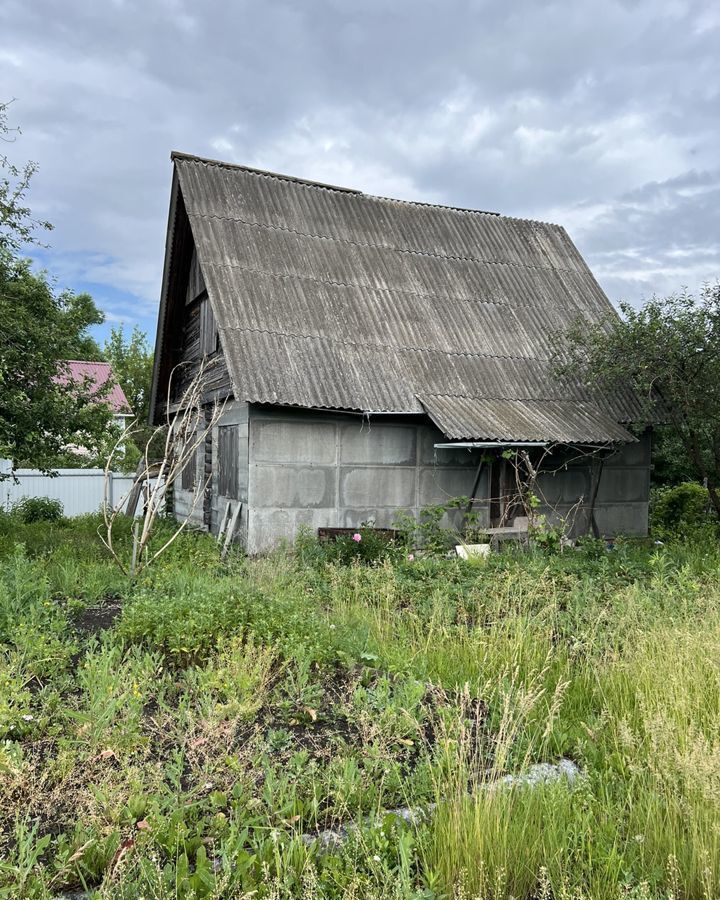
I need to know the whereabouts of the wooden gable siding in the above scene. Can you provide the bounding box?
[165,213,232,405]
[171,299,232,403]
[186,247,206,305]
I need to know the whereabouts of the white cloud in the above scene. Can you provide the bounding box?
[0,0,717,330]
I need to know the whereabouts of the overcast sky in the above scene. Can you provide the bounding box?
[2,0,719,343]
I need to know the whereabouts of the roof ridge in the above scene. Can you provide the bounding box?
[171,151,363,195]
[63,359,111,364]
[171,150,509,220]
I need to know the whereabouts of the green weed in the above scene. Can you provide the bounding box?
[1,517,720,897]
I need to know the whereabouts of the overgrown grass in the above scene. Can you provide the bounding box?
[1,516,719,897]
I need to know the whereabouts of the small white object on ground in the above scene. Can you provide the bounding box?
[455,543,491,560]
[301,758,581,851]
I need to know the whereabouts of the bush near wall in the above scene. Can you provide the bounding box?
[651,482,717,540]
[10,496,65,524]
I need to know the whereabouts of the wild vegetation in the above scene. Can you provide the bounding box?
[557,283,720,518]
[1,502,719,899]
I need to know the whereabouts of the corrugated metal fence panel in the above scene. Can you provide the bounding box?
[0,464,139,517]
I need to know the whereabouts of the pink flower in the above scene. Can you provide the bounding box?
[407,553,415,561]
[352,532,362,542]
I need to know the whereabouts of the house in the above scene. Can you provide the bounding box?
[58,361,133,430]
[56,361,133,455]
[149,152,650,553]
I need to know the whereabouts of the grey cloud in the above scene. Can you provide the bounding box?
[0,0,718,328]
[571,168,720,302]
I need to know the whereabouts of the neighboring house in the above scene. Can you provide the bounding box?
[58,361,133,430]
[57,361,133,455]
[149,152,649,553]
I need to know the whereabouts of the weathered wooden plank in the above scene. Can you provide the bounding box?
[217,425,240,499]
[221,502,242,560]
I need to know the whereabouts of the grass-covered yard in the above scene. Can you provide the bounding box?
[1,514,719,898]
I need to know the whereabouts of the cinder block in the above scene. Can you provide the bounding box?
[418,426,478,466]
[341,508,413,529]
[248,507,337,554]
[247,508,293,554]
[596,468,649,504]
[607,432,651,467]
[173,490,204,527]
[340,467,415,508]
[419,467,484,506]
[537,503,582,533]
[250,420,336,464]
[294,507,340,531]
[593,502,649,536]
[251,465,336,508]
[542,469,590,505]
[535,471,565,505]
[535,468,591,506]
[340,422,417,465]
[218,401,249,427]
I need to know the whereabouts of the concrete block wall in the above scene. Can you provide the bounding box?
[534,431,651,537]
[176,404,650,549]
[246,408,488,554]
[172,445,205,530]
[587,432,650,536]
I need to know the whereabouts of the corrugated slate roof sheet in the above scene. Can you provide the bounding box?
[419,394,635,444]
[173,152,639,444]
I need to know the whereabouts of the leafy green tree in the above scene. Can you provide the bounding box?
[0,100,51,253]
[0,100,111,477]
[0,256,113,474]
[103,325,154,426]
[557,283,720,518]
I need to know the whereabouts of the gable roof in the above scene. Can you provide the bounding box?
[156,151,639,444]
[57,361,132,415]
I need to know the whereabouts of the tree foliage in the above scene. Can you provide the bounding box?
[0,100,51,253]
[557,284,720,517]
[103,325,154,426]
[0,255,113,474]
[0,101,112,477]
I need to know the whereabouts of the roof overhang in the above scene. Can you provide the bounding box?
[434,441,549,448]
[419,394,636,445]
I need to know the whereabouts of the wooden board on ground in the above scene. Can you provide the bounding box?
[221,501,242,560]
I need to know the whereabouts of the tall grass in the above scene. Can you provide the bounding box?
[2,521,720,897]
[421,611,720,898]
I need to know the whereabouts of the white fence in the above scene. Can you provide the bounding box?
[0,460,138,517]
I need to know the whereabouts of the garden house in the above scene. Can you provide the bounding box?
[149,152,650,553]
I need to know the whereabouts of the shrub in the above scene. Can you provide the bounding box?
[12,496,65,524]
[394,497,478,554]
[651,482,715,539]
[295,525,401,567]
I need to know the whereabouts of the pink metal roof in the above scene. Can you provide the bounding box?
[56,361,132,414]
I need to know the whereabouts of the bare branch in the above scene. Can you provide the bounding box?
[98,360,226,576]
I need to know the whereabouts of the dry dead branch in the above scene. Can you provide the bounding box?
[99,361,225,576]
